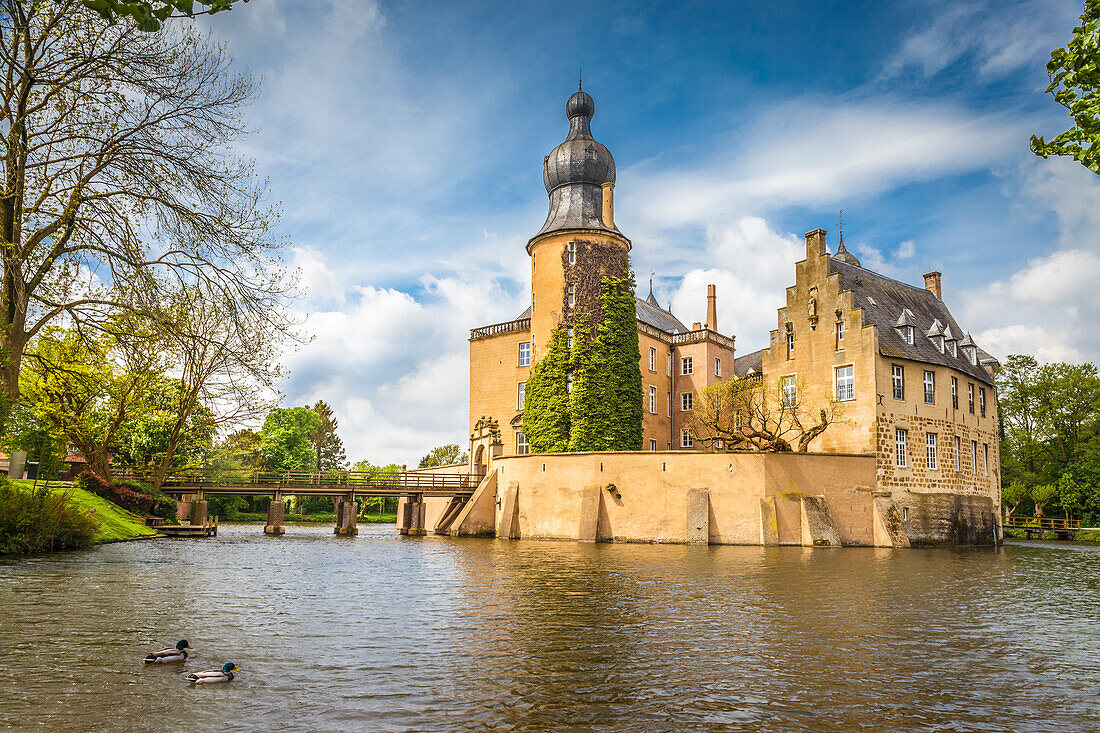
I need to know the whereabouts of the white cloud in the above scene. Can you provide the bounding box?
[897,240,916,259]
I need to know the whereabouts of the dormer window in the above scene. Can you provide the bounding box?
[951,341,957,357]
[969,348,977,366]
[938,337,945,354]
[906,326,914,345]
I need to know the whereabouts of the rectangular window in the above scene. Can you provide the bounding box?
[983,443,989,474]
[896,429,908,468]
[781,375,797,407]
[971,440,978,475]
[979,388,986,418]
[951,341,957,357]
[681,392,693,412]
[566,373,573,394]
[567,241,575,264]
[567,328,574,349]
[906,326,914,345]
[954,435,961,470]
[786,332,795,357]
[649,347,656,372]
[649,439,657,451]
[667,392,672,418]
[835,365,854,401]
[939,337,945,354]
[681,356,693,375]
[516,432,529,455]
[667,354,672,376]
[649,386,656,414]
[837,321,845,346]
[681,430,693,448]
[714,357,721,377]
[923,370,935,404]
[567,284,575,307]
[892,364,904,400]
[517,381,526,410]
[969,347,977,366]
[951,377,958,410]
[518,342,531,367]
[968,383,975,414]
[926,432,938,470]
[667,443,672,450]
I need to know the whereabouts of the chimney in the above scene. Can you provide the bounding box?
[705,284,717,331]
[805,229,827,259]
[692,321,702,331]
[923,271,942,299]
[601,182,615,229]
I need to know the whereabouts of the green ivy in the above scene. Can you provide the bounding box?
[522,322,572,453]
[525,268,643,453]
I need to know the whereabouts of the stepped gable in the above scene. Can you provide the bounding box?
[828,257,996,385]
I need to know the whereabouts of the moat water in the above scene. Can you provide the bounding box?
[1,525,1098,732]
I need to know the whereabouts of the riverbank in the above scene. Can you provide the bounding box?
[1003,527,1100,543]
[12,480,156,543]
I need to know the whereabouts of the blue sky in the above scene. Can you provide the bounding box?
[201,0,1099,465]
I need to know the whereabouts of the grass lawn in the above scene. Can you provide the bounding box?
[11,479,156,544]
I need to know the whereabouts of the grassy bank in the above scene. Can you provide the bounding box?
[3,480,155,551]
[1076,529,1100,543]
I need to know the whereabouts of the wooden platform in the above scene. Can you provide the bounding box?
[158,518,218,537]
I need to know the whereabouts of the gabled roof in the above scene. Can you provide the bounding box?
[734,348,764,377]
[828,258,996,385]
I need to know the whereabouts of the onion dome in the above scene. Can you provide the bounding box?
[532,85,622,241]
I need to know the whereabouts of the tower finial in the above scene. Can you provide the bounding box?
[649,272,654,297]
[579,60,582,91]
[838,209,844,247]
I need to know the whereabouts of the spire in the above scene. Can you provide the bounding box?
[832,209,861,267]
[579,60,582,92]
[645,272,659,307]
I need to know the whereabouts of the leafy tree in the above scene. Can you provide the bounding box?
[258,407,322,472]
[210,429,264,472]
[3,401,68,480]
[0,1,289,429]
[523,323,572,453]
[418,443,468,468]
[82,0,246,32]
[20,328,161,480]
[1032,1,1100,173]
[112,374,216,473]
[308,400,347,472]
[690,375,844,452]
[1057,472,1084,521]
[1031,483,1058,519]
[1001,480,1030,521]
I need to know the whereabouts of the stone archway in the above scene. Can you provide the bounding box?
[469,416,504,481]
[474,445,486,477]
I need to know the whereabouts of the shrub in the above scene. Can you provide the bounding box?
[75,471,154,516]
[0,480,97,554]
[116,478,177,520]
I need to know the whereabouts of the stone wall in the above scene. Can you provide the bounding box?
[901,491,998,545]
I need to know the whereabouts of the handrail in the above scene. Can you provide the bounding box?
[470,318,531,341]
[1002,516,1080,530]
[670,328,736,350]
[117,468,475,490]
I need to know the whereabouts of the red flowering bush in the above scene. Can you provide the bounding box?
[75,471,154,516]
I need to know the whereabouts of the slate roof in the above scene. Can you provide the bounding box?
[734,348,764,377]
[828,258,997,385]
[513,297,688,334]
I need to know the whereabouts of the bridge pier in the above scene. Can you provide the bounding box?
[335,494,358,536]
[189,491,208,526]
[265,492,286,535]
[399,495,426,536]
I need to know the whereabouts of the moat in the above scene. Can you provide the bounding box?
[2,526,1098,732]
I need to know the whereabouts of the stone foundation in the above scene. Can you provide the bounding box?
[264,500,286,535]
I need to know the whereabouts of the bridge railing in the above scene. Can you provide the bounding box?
[118,468,477,491]
[1002,516,1080,531]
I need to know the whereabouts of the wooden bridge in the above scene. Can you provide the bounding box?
[119,468,480,538]
[1002,515,1081,540]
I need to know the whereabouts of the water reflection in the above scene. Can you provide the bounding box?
[1,527,1098,732]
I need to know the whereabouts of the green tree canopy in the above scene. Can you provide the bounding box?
[82,0,246,32]
[308,400,347,471]
[112,375,216,472]
[418,444,468,468]
[258,407,322,472]
[1032,0,1100,172]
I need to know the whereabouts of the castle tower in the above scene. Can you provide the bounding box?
[527,84,632,359]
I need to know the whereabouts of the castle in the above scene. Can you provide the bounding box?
[450,86,1002,546]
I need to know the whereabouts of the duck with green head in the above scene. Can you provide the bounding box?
[186,662,240,684]
[143,640,191,664]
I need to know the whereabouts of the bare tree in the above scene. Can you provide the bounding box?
[144,281,290,489]
[0,1,290,426]
[690,375,846,453]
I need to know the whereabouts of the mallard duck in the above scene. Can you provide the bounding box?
[186,662,240,683]
[143,640,191,664]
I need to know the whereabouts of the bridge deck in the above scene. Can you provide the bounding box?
[126,469,480,498]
